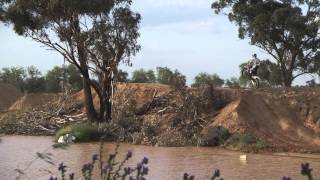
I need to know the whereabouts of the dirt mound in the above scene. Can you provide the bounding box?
[0,83,22,111]
[3,81,320,152]
[204,89,320,152]
[71,83,172,111]
[9,93,60,111]
[116,83,172,107]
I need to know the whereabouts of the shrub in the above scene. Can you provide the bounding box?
[200,126,231,146]
[227,133,268,150]
[156,67,186,89]
[55,123,100,142]
[192,73,224,88]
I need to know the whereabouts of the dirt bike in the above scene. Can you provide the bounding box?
[241,64,260,88]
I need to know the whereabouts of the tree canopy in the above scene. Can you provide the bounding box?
[212,0,320,87]
[192,73,224,88]
[114,69,129,83]
[156,67,186,88]
[131,69,156,83]
[46,64,82,93]
[1,0,141,121]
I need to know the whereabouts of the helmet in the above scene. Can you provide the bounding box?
[253,54,257,58]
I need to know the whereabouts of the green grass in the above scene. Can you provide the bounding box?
[55,123,101,142]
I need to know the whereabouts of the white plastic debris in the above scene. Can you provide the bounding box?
[58,133,76,144]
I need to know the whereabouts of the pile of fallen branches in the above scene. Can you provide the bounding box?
[131,85,218,146]
[0,94,86,135]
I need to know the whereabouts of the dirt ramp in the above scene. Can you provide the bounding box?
[0,83,22,111]
[206,90,320,151]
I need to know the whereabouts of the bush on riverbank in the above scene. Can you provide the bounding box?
[227,133,268,150]
[55,123,101,142]
[200,125,231,146]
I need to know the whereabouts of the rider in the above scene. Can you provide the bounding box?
[248,53,261,76]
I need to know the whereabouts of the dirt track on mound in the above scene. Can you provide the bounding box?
[207,89,320,152]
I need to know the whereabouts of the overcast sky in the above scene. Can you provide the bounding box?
[0,0,314,84]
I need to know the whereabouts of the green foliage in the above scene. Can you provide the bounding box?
[0,66,46,93]
[66,65,82,91]
[156,67,173,85]
[212,0,320,87]
[114,69,129,83]
[1,0,141,122]
[55,124,100,142]
[239,60,282,87]
[0,66,26,91]
[46,64,82,93]
[131,69,156,83]
[225,77,241,88]
[0,65,82,93]
[227,133,268,150]
[201,126,231,146]
[192,73,224,88]
[156,67,186,88]
[23,66,46,93]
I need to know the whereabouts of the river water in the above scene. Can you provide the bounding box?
[0,136,320,180]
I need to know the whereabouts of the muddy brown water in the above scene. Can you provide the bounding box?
[1,136,320,180]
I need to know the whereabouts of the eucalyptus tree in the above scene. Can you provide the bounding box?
[0,0,141,121]
[212,0,320,87]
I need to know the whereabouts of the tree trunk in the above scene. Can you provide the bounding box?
[72,15,98,122]
[282,79,292,87]
[97,71,113,122]
[81,64,98,121]
[281,69,293,87]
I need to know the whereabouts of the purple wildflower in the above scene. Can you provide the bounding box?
[69,173,75,180]
[183,173,189,180]
[82,164,88,171]
[282,176,291,180]
[137,163,143,172]
[87,163,94,170]
[124,167,131,174]
[189,175,195,180]
[142,166,149,175]
[126,150,133,160]
[129,176,135,180]
[214,169,220,177]
[92,154,99,161]
[103,165,112,173]
[301,163,312,175]
[141,177,146,180]
[142,157,149,164]
[82,163,94,172]
[58,163,66,172]
[49,176,57,180]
